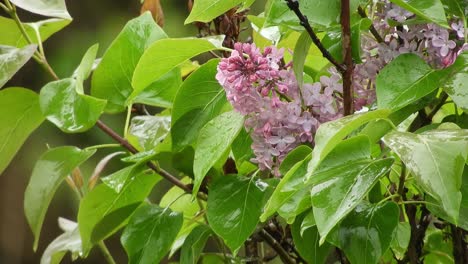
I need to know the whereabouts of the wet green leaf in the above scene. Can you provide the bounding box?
[24,146,95,250]
[185,0,244,23]
[306,109,390,180]
[291,212,332,264]
[160,177,201,257]
[376,53,447,111]
[91,12,167,113]
[0,44,36,88]
[171,59,228,152]
[311,158,394,243]
[0,17,70,47]
[383,129,468,223]
[427,165,468,230]
[443,52,468,111]
[390,222,411,260]
[0,87,44,175]
[10,0,71,19]
[40,78,106,133]
[293,31,312,88]
[121,204,183,264]
[73,44,98,93]
[279,145,312,176]
[261,156,311,222]
[130,68,182,109]
[207,175,267,252]
[132,36,224,93]
[78,172,161,254]
[389,0,448,27]
[127,115,171,151]
[193,111,244,195]
[180,225,212,264]
[327,202,400,264]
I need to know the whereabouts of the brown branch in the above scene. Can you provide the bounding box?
[95,120,194,194]
[284,0,346,73]
[451,225,468,264]
[340,0,354,115]
[259,229,295,264]
[357,6,384,43]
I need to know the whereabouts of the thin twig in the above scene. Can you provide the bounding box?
[259,229,295,264]
[284,0,345,73]
[95,120,195,195]
[357,6,384,43]
[340,0,354,115]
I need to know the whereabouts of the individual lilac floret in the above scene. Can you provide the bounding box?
[452,21,465,39]
[431,29,457,57]
[386,4,413,23]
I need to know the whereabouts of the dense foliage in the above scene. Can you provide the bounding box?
[0,0,467,263]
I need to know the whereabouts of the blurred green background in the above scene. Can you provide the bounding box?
[0,0,265,263]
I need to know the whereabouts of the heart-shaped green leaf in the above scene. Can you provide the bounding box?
[383,129,468,223]
[121,204,183,264]
[207,175,267,252]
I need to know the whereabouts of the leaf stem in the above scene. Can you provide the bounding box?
[95,120,198,196]
[98,241,117,264]
[284,0,346,73]
[84,143,121,151]
[340,0,354,116]
[4,0,60,80]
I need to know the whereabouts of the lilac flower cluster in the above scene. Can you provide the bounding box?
[351,0,466,110]
[216,1,466,175]
[216,43,342,175]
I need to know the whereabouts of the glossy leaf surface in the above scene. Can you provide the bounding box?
[0,44,36,88]
[328,202,400,264]
[121,204,183,264]
[293,31,312,89]
[0,87,44,175]
[306,109,390,180]
[193,110,244,195]
[443,52,468,111]
[129,68,182,109]
[0,17,70,47]
[73,44,99,93]
[91,12,166,113]
[171,59,228,151]
[185,0,244,23]
[389,0,448,27]
[24,146,95,250]
[78,172,161,254]
[10,0,71,19]
[132,37,223,92]
[127,115,171,151]
[261,156,311,222]
[383,129,468,223]
[207,175,267,251]
[40,78,106,133]
[311,158,394,243]
[376,53,447,111]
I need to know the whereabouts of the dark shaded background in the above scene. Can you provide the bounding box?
[0,0,267,263]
